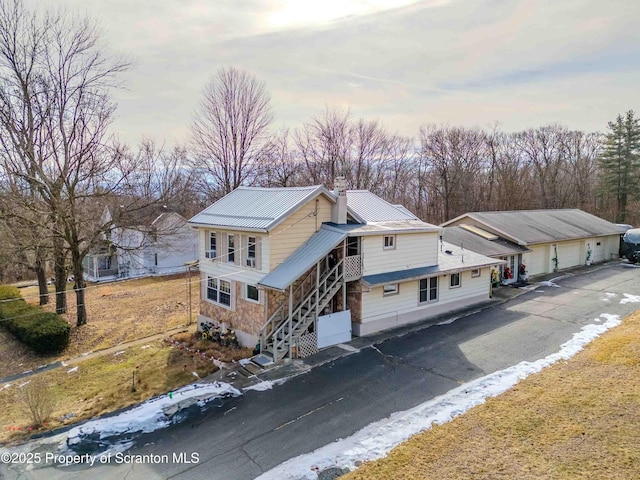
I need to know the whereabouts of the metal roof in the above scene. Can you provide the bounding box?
[442,226,529,257]
[362,241,503,286]
[258,227,346,291]
[324,220,440,236]
[442,209,626,245]
[189,186,333,231]
[347,190,418,223]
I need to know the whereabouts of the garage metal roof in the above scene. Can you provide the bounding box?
[442,209,626,245]
[442,226,529,257]
[362,241,503,286]
[189,185,334,231]
[258,227,346,291]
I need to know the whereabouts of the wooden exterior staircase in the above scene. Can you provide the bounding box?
[259,258,344,362]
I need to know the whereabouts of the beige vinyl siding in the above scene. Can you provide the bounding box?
[361,232,439,276]
[360,268,490,324]
[269,196,333,269]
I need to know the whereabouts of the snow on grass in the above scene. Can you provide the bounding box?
[620,293,640,304]
[257,313,621,480]
[0,383,10,392]
[67,367,78,374]
[65,382,240,452]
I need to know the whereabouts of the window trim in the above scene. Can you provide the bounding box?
[245,284,260,304]
[206,276,232,308]
[419,276,438,304]
[383,235,396,250]
[227,234,235,264]
[449,272,461,289]
[471,268,481,278]
[246,236,257,267]
[383,283,399,296]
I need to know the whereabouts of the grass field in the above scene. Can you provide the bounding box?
[344,310,640,480]
[0,273,199,379]
[0,273,246,445]
[0,339,225,444]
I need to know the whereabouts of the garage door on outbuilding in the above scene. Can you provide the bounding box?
[442,209,627,278]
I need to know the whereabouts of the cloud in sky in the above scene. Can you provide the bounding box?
[37,0,640,145]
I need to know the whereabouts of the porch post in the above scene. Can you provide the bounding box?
[288,284,293,359]
[315,261,320,323]
[342,241,347,311]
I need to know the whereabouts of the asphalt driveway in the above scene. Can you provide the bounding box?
[2,262,639,480]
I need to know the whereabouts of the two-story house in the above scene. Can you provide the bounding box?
[189,179,501,362]
[83,205,198,282]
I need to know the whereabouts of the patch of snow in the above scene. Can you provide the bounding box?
[436,317,458,326]
[140,344,151,349]
[67,367,78,374]
[257,313,621,480]
[239,358,252,365]
[337,343,360,353]
[114,351,125,356]
[65,382,240,454]
[620,293,640,304]
[192,372,199,378]
[244,378,288,393]
[538,281,560,288]
[18,381,30,388]
[61,362,68,367]
[0,383,11,392]
[244,381,274,392]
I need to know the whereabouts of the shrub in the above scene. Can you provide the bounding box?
[15,376,56,427]
[0,286,70,354]
[0,285,21,301]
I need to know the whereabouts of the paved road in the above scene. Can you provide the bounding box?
[2,263,639,480]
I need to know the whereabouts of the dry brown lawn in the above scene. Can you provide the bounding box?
[0,273,199,378]
[0,340,224,445]
[345,310,640,480]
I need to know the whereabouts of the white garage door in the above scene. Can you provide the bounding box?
[556,241,581,270]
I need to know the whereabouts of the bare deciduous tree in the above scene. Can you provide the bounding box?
[190,67,273,200]
[0,0,130,325]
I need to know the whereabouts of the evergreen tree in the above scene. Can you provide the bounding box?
[599,110,640,223]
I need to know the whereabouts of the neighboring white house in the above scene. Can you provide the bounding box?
[441,209,626,278]
[189,179,502,362]
[83,205,198,282]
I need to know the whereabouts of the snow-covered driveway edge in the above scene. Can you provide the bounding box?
[257,313,622,480]
[65,382,241,451]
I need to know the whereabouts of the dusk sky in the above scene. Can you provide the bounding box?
[44,0,640,147]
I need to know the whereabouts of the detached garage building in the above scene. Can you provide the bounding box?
[442,209,626,277]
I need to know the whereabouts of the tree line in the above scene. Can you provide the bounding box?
[0,0,638,328]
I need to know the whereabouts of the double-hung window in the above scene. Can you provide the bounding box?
[246,284,259,303]
[247,236,256,267]
[207,232,217,259]
[419,277,438,303]
[207,277,232,307]
[227,234,235,263]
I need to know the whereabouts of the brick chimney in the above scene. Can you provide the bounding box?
[332,176,347,224]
